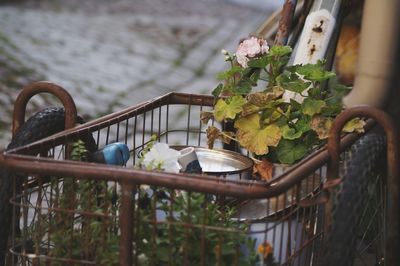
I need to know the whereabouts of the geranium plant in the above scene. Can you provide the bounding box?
[202,37,364,166]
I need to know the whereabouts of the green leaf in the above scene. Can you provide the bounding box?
[295,118,311,133]
[276,139,308,165]
[277,73,311,93]
[294,60,336,81]
[275,115,289,127]
[307,87,322,99]
[281,125,303,140]
[320,83,348,116]
[212,83,223,97]
[213,96,245,122]
[303,131,320,147]
[285,65,298,73]
[333,84,352,95]
[268,45,293,57]
[235,79,253,95]
[234,113,282,155]
[302,98,326,116]
[248,56,269,68]
[289,99,302,111]
[249,69,261,85]
[321,102,342,116]
[216,66,242,80]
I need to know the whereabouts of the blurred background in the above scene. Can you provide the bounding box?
[0,0,283,150]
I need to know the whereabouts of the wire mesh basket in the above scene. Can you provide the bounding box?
[1,91,384,265]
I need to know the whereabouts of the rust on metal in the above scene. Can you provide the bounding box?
[312,20,324,33]
[0,118,376,200]
[2,91,376,199]
[1,90,391,265]
[12,81,77,137]
[327,106,400,266]
[274,0,297,46]
[120,182,134,266]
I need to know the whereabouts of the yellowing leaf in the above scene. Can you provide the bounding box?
[343,118,366,134]
[234,113,282,155]
[246,86,284,106]
[213,96,245,122]
[241,102,262,116]
[310,115,333,139]
[263,109,282,124]
[302,98,326,116]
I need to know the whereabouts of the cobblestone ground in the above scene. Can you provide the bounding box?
[0,0,275,149]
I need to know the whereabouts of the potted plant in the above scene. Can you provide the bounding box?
[201,37,365,180]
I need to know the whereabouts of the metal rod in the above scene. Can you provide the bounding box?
[119,182,134,266]
[0,119,374,201]
[274,0,298,45]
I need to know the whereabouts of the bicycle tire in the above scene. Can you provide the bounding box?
[0,107,95,265]
[321,133,386,266]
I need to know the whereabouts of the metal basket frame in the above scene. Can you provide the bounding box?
[0,82,398,265]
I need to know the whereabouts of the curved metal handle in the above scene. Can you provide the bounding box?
[12,81,77,137]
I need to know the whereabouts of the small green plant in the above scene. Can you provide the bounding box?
[30,140,119,265]
[134,189,256,265]
[136,136,275,265]
[202,37,364,165]
[27,139,274,265]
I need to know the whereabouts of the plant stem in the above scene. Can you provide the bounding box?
[220,132,239,142]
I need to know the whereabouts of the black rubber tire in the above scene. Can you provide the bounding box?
[0,107,95,265]
[321,133,386,266]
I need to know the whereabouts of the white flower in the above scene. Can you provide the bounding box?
[235,51,249,68]
[235,37,269,68]
[259,39,269,54]
[244,37,262,57]
[141,143,181,173]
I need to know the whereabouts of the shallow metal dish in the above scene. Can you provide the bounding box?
[172,146,254,180]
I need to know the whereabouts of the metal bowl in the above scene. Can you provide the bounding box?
[173,146,254,180]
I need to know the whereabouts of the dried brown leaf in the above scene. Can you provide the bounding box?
[206,126,220,149]
[253,158,274,181]
[310,115,333,139]
[200,111,214,125]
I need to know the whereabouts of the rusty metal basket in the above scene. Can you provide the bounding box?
[1,82,399,266]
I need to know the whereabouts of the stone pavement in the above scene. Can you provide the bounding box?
[0,0,276,149]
